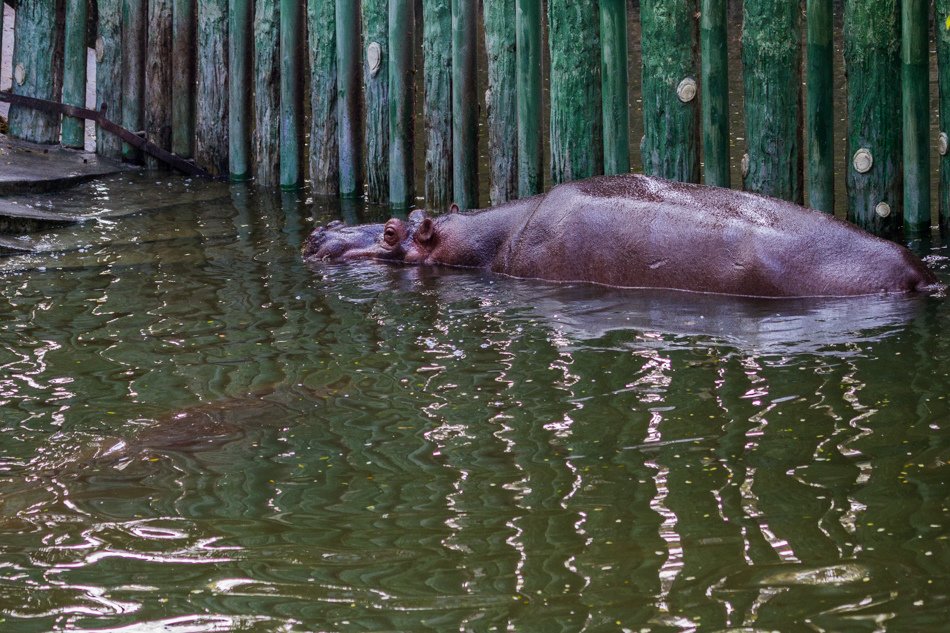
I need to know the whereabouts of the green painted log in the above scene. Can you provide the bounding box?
[805,0,833,212]
[96,0,123,158]
[363,0,389,203]
[902,0,930,236]
[62,0,88,148]
[700,0,729,187]
[196,0,228,177]
[227,0,251,180]
[599,0,629,176]
[307,0,338,196]
[742,0,801,202]
[336,0,362,198]
[422,0,453,211]
[843,0,901,237]
[389,0,414,208]
[253,0,279,185]
[279,0,302,189]
[548,0,602,184]
[8,0,64,145]
[937,0,950,234]
[145,0,173,169]
[121,0,146,163]
[515,0,542,197]
[483,0,517,203]
[641,0,699,183]
[171,0,195,158]
[452,0,478,209]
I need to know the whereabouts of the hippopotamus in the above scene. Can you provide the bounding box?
[302,174,941,298]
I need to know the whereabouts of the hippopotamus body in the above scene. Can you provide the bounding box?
[303,174,940,298]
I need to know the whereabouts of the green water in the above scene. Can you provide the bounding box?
[1,174,950,632]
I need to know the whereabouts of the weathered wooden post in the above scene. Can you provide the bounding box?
[196,0,229,176]
[937,0,950,233]
[516,0,542,197]
[62,0,88,148]
[227,0,251,180]
[98,0,123,158]
[452,0,478,209]
[805,0,833,212]
[742,0,802,202]
[844,1,902,237]
[279,0,303,189]
[121,0,146,162]
[483,0,518,203]
[700,0,729,188]
[308,0,338,195]
[548,0,602,184]
[253,0,278,185]
[422,0,453,211]
[336,0,362,198]
[363,0,389,203]
[389,0,414,208]
[171,0,196,159]
[145,0,173,168]
[902,0,930,236]
[8,0,64,145]
[599,0,629,176]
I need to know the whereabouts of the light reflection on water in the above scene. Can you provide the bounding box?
[0,174,948,631]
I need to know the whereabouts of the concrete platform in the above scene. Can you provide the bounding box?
[0,134,128,194]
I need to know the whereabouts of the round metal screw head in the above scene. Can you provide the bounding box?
[13,64,25,86]
[875,202,891,218]
[96,36,105,63]
[853,148,873,174]
[741,153,750,178]
[367,42,382,77]
[940,132,949,157]
[677,78,697,103]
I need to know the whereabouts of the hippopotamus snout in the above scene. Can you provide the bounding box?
[302,221,386,261]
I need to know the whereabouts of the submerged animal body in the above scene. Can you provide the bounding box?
[303,174,940,298]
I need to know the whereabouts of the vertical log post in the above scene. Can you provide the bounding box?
[389,0,414,208]
[336,0,362,198]
[452,0,478,209]
[62,0,88,148]
[363,0,389,203]
[700,0,729,187]
[196,0,229,176]
[742,0,802,202]
[253,0,279,185]
[171,0,196,158]
[936,0,950,234]
[228,0,251,180]
[516,0,542,197]
[483,0,518,203]
[902,0,930,236]
[121,0,146,162]
[805,0,833,212]
[8,0,65,145]
[548,0,603,185]
[97,0,123,158]
[844,1,902,237]
[599,0,629,176]
[279,0,302,189]
[145,0,173,169]
[422,0,453,211]
[308,0,338,195]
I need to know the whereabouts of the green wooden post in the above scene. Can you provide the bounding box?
[902,0,930,236]
[62,0,88,148]
[483,0,518,203]
[279,0,302,189]
[253,0,279,185]
[389,0,414,209]
[700,0,729,188]
[516,0,542,197]
[8,0,64,145]
[599,0,629,176]
[145,0,173,168]
[308,0,338,196]
[742,0,802,202]
[363,0,389,203]
[937,0,950,234]
[452,0,478,209]
[97,0,123,158]
[172,0,196,158]
[196,0,229,176]
[805,0,833,212]
[228,0,251,180]
[548,0,603,184]
[121,0,146,162]
[843,1,902,237]
[336,0,362,198]
[422,0,453,211]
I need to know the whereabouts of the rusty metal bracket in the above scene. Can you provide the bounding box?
[0,91,214,179]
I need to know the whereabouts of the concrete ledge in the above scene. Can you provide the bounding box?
[0,134,129,194]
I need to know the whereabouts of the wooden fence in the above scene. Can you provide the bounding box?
[2,0,950,239]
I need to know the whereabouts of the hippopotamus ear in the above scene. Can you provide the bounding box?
[449,203,460,214]
[415,217,436,245]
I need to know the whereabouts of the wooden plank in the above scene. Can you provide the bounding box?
[599,0,629,176]
[307,0,338,196]
[937,0,950,234]
[145,0,173,170]
[121,0,146,162]
[389,0,414,208]
[452,0,478,209]
[805,0,833,212]
[171,0,195,158]
[422,0,452,211]
[97,0,123,159]
[515,0,542,197]
[484,0,517,202]
[7,0,64,145]
[196,0,229,176]
[700,0,729,187]
[279,0,302,188]
[363,0,389,203]
[902,0,930,236]
[335,0,362,197]
[228,0,251,180]
[62,0,88,148]
[253,0,279,185]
